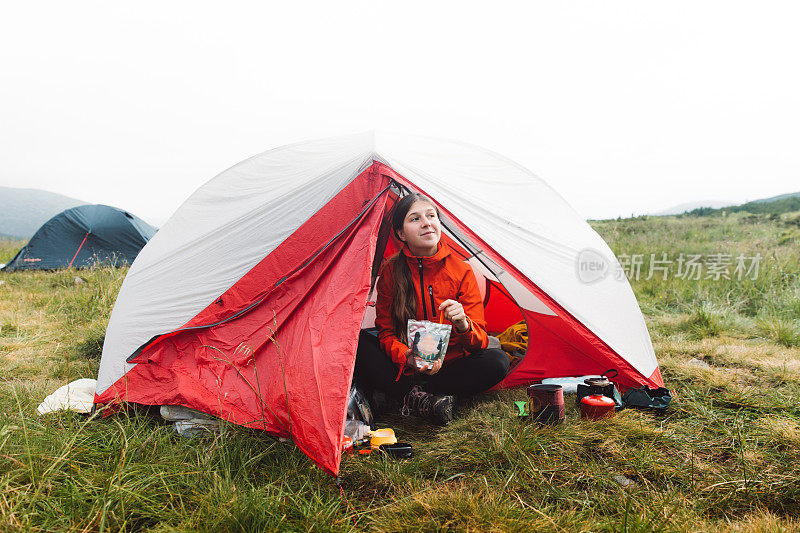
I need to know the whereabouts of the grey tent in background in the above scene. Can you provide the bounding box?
[2,205,157,271]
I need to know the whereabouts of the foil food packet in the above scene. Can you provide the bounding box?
[408,319,452,370]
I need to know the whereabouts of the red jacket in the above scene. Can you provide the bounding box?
[375,241,490,367]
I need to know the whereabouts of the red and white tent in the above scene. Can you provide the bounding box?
[95,132,662,476]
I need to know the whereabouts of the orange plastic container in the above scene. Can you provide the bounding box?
[341,436,354,453]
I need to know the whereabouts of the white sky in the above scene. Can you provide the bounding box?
[1,1,799,225]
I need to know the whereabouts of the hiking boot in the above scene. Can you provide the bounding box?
[401,385,455,426]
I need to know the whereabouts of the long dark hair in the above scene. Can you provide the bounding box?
[388,192,439,344]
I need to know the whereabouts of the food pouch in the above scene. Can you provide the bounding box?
[407,319,452,370]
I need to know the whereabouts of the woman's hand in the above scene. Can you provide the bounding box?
[419,357,443,375]
[405,348,443,375]
[405,349,415,369]
[438,299,469,334]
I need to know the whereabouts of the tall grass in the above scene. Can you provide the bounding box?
[756,313,800,348]
[0,238,24,264]
[595,211,800,319]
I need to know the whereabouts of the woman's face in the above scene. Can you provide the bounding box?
[397,200,441,256]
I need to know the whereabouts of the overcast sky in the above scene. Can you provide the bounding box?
[1,1,798,225]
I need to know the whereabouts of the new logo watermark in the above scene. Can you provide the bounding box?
[575,249,762,284]
[576,248,611,284]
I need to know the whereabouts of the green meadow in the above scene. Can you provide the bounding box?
[1,210,799,532]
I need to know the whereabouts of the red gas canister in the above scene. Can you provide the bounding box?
[580,395,615,420]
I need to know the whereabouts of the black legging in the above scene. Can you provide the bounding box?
[353,330,510,398]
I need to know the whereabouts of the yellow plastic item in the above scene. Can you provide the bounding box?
[368,428,397,449]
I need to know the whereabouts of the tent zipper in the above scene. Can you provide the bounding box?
[418,258,428,320]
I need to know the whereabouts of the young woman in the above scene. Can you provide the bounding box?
[354,193,510,425]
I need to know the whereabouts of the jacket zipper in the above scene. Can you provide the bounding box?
[418,258,428,320]
[428,285,436,319]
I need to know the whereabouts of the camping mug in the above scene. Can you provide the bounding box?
[526,384,565,425]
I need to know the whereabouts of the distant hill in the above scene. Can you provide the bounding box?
[0,186,87,238]
[652,200,735,216]
[683,191,800,217]
[750,191,800,204]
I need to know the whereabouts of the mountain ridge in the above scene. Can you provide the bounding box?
[0,186,87,239]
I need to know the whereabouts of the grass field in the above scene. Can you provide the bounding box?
[1,211,799,532]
